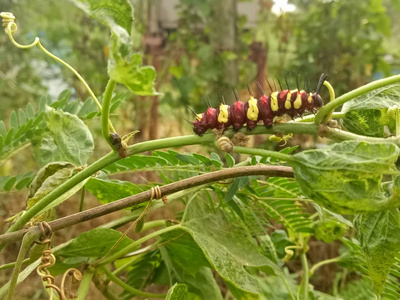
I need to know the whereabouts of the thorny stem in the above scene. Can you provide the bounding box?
[315,74,400,125]
[100,266,166,298]
[0,12,116,133]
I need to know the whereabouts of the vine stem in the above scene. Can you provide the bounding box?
[0,165,293,246]
[100,265,166,298]
[102,79,117,147]
[315,74,400,125]
[76,266,95,300]
[309,257,342,276]
[300,251,309,300]
[6,229,39,300]
[95,225,180,266]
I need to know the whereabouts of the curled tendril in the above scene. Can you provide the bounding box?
[1,12,39,48]
[217,136,233,153]
[60,268,83,299]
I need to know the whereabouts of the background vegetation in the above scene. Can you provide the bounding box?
[2,0,400,299]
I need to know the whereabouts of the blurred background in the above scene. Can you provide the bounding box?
[1,0,399,142]
[1,0,400,298]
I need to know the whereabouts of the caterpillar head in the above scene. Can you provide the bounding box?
[312,73,328,109]
[193,119,207,136]
[312,93,323,108]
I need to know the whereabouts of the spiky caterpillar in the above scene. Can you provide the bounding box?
[192,73,328,136]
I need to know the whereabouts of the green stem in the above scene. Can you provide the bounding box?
[396,108,400,137]
[76,266,95,300]
[6,230,39,300]
[2,151,119,242]
[102,79,117,147]
[95,224,181,267]
[112,253,144,275]
[309,257,341,276]
[321,126,400,146]
[0,258,29,271]
[233,146,296,163]
[140,220,167,232]
[279,275,296,300]
[315,74,400,125]
[79,186,85,212]
[300,251,309,300]
[100,266,166,298]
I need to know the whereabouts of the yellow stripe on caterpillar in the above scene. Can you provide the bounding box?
[218,104,229,123]
[247,96,259,121]
[285,92,292,109]
[271,92,279,112]
[196,114,202,121]
[294,93,302,109]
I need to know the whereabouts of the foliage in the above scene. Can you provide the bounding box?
[2,1,400,300]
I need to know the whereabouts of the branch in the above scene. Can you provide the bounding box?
[0,165,293,246]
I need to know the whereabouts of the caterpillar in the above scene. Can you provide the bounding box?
[191,73,328,136]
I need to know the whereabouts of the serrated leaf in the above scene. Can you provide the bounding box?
[85,177,144,204]
[355,209,400,295]
[291,141,400,214]
[44,107,94,165]
[56,228,134,258]
[180,197,280,296]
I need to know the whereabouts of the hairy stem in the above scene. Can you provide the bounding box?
[100,266,166,298]
[315,74,400,125]
[102,79,117,147]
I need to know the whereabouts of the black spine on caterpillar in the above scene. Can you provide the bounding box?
[192,73,328,136]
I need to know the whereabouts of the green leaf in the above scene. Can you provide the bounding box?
[354,209,400,295]
[166,283,190,300]
[159,233,223,300]
[69,0,133,40]
[85,177,144,204]
[56,228,134,258]
[25,162,75,223]
[341,84,400,137]
[180,197,280,296]
[291,141,400,214]
[108,34,157,95]
[44,107,94,166]
[225,153,235,167]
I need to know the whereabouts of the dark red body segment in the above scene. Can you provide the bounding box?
[230,101,247,131]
